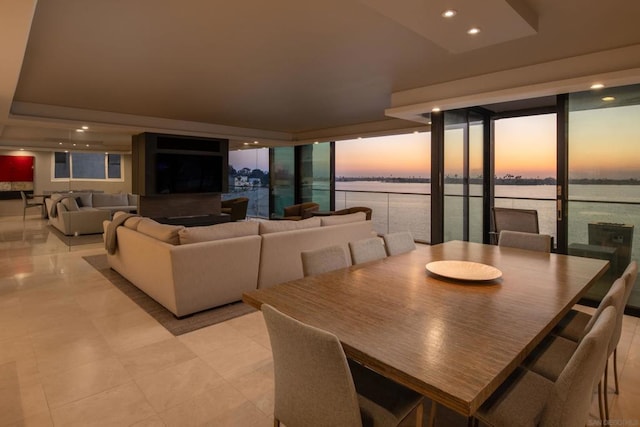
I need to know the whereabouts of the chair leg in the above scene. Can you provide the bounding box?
[614,347,619,394]
[273,418,280,427]
[428,401,437,427]
[415,402,424,427]
[604,359,610,421]
[598,380,605,423]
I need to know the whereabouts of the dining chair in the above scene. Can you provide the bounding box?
[474,305,616,427]
[525,277,626,422]
[349,237,387,265]
[554,260,637,414]
[301,244,350,277]
[383,231,416,256]
[261,304,424,427]
[498,230,552,253]
[491,207,539,244]
[20,191,45,221]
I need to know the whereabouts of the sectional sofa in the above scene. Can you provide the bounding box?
[103,212,373,317]
[46,192,138,235]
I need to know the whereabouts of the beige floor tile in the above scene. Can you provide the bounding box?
[226,310,267,338]
[5,410,54,427]
[230,362,275,416]
[33,334,115,377]
[201,338,272,381]
[74,286,140,318]
[119,337,197,379]
[134,358,225,413]
[0,373,49,426]
[158,382,248,427]
[41,356,132,408]
[209,400,273,427]
[92,310,174,354]
[178,321,253,357]
[50,381,156,427]
[130,415,167,427]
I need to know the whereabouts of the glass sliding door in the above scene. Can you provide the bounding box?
[568,83,640,312]
[299,142,332,211]
[493,113,557,242]
[227,148,269,218]
[443,110,485,243]
[270,147,295,218]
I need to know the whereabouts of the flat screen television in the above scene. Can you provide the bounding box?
[155,153,223,194]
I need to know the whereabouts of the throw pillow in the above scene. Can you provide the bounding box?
[60,197,80,212]
[259,217,321,234]
[137,218,184,244]
[320,211,366,226]
[75,197,84,207]
[178,221,259,244]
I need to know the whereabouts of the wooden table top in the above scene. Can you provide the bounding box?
[243,240,609,416]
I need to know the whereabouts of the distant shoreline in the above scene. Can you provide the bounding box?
[336,177,640,185]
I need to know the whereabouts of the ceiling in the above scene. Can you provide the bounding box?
[1,0,640,153]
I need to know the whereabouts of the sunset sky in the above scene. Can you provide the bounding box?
[231,104,640,180]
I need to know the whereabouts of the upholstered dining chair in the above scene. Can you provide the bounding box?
[554,260,637,417]
[383,231,416,256]
[474,305,616,427]
[491,207,539,244]
[498,230,552,253]
[262,304,424,427]
[349,237,387,265]
[301,245,350,277]
[20,191,44,221]
[526,277,626,422]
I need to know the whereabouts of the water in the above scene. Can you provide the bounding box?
[336,181,640,262]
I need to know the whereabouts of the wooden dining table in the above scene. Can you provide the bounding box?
[242,240,609,417]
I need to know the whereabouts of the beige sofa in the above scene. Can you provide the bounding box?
[46,192,138,235]
[104,212,373,317]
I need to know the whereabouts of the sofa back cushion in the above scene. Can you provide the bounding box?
[136,218,184,244]
[259,217,321,235]
[320,211,366,226]
[93,192,129,207]
[73,192,93,208]
[179,221,260,244]
[60,197,80,212]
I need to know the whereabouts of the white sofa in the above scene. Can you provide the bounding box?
[45,192,137,235]
[104,212,373,317]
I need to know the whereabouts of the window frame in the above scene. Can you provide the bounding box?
[51,151,124,182]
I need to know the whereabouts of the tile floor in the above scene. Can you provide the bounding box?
[1,216,639,426]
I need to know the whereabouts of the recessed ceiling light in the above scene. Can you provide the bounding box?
[253,141,259,144]
[86,144,90,147]
[243,142,249,145]
[467,27,480,35]
[73,143,76,146]
[314,141,319,144]
[428,121,432,125]
[591,83,605,90]
[81,125,89,130]
[602,96,615,102]
[432,107,441,112]
[442,9,457,18]
[75,129,84,133]
[20,148,24,151]
[59,142,63,145]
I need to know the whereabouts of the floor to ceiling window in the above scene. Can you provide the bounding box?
[299,142,332,211]
[226,148,269,218]
[568,83,640,311]
[335,132,430,241]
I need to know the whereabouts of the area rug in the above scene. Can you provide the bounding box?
[82,254,256,335]
[48,225,104,246]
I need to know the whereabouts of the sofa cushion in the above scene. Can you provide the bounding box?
[127,193,139,206]
[73,192,93,208]
[178,221,260,244]
[93,192,129,208]
[321,211,366,226]
[113,211,142,230]
[137,218,184,244]
[259,217,321,235]
[60,197,80,212]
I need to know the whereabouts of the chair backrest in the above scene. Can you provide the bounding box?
[20,191,28,205]
[383,231,416,256]
[622,260,638,305]
[492,207,539,234]
[301,245,350,277]
[540,305,617,427]
[498,230,551,253]
[349,237,387,265]
[262,304,362,427]
[582,277,626,354]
